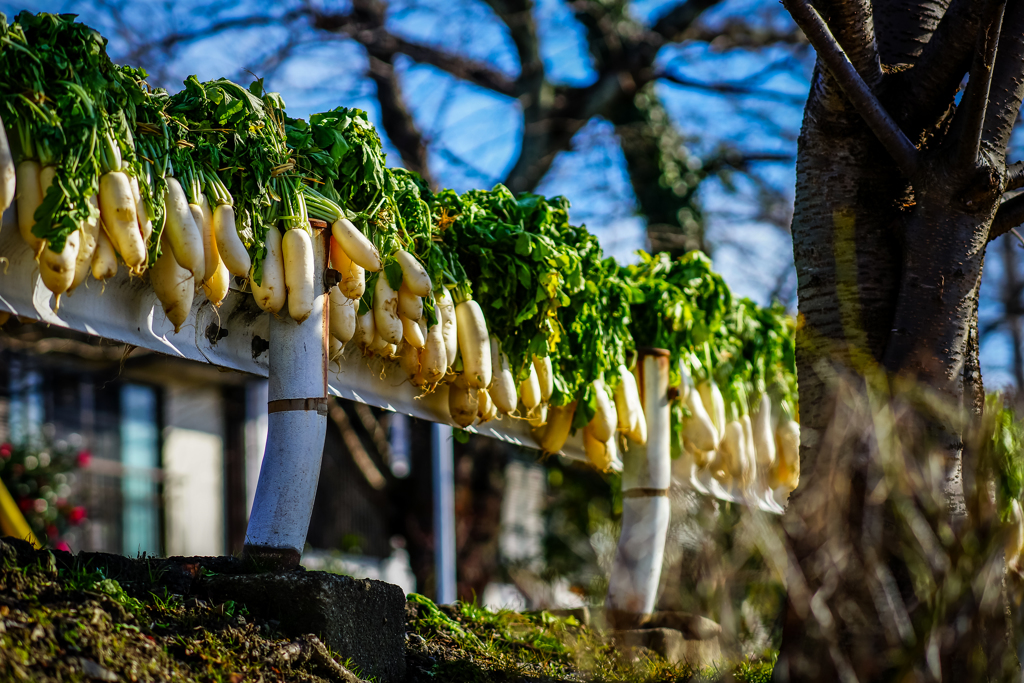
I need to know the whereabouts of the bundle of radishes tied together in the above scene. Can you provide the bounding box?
[0,11,801,485]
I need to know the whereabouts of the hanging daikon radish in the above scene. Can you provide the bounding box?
[399,340,420,378]
[163,178,204,279]
[0,116,14,213]
[774,417,800,491]
[133,177,153,245]
[420,321,447,385]
[68,197,101,294]
[740,411,757,487]
[752,392,776,469]
[91,228,118,281]
[478,387,497,423]
[251,226,286,314]
[332,217,381,271]
[150,237,194,333]
[534,356,553,402]
[526,403,548,428]
[398,283,423,320]
[16,160,44,255]
[587,379,616,443]
[584,425,617,472]
[282,228,314,323]
[539,402,576,454]
[374,275,403,344]
[683,387,717,452]
[202,256,230,306]
[329,288,356,342]
[213,204,250,277]
[613,365,646,444]
[402,314,427,348]
[39,232,81,301]
[354,308,376,349]
[331,238,365,299]
[436,287,458,367]
[488,337,517,414]
[396,249,431,296]
[199,194,219,284]
[1007,500,1024,571]
[449,374,479,428]
[520,362,542,412]
[368,334,390,354]
[329,336,344,363]
[697,378,726,442]
[99,170,146,273]
[455,294,491,388]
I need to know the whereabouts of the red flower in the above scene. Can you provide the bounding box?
[46,524,58,538]
[16,497,31,512]
[55,541,70,552]
[0,443,11,458]
[75,451,92,468]
[68,506,86,525]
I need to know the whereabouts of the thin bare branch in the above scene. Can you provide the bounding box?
[783,0,920,179]
[1006,161,1024,191]
[650,0,722,43]
[367,54,435,185]
[954,0,1005,168]
[818,0,882,88]
[982,0,1024,158]
[657,70,807,105]
[990,193,1024,241]
[681,20,806,49]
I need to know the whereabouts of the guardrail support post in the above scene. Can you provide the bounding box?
[605,348,672,628]
[242,227,329,570]
[432,422,457,603]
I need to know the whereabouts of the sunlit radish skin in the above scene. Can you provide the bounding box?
[354,309,376,349]
[398,283,422,320]
[395,249,431,296]
[91,228,118,282]
[436,287,458,367]
[202,256,231,306]
[100,170,146,273]
[455,299,490,389]
[488,337,516,414]
[16,160,44,255]
[39,231,80,300]
[0,116,15,213]
[162,178,205,279]
[329,288,356,342]
[282,228,315,323]
[150,237,195,333]
[331,217,380,271]
[250,225,285,314]
[373,275,403,344]
[534,355,553,403]
[69,196,101,294]
[214,204,251,277]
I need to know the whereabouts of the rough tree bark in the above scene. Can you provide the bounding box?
[776,0,1024,680]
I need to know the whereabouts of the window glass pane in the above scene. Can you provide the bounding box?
[120,384,160,556]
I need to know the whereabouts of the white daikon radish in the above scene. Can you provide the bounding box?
[614,365,637,432]
[16,160,44,255]
[449,375,479,428]
[354,308,376,349]
[69,196,101,294]
[283,228,315,323]
[134,177,153,245]
[0,116,14,212]
[752,393,776,469]
[396,249,431,296]
[534,356,553,402]
[329,288,356,342]
[698,379,726,440]
[741,413,757,486]
[373,275,403,344]
[213,204,250,277]
[199,195,219,283]
[398,283,423,320]
[150,238,194,333]
[250,225,286,314]
[39,232,80,300]
[721,418,746,483]
[456,298,491,388]
[587,379,616,443]
[402,314,427,348]
[684,387,719,454]
[162,178,205,279]
[584,425,617,472]
[399,340,420,378]
[202,256,231,306]
[91,228,118,281]
[774,419,800,491]
[437,287,458,367]
[478,387,497,423]
[100,170,146,272]
[329,336,344,364]
[332,217,381,271]
[520,363,541,411]
[368,334,390,354]
[488,337,517,414]
[331,237,365,299]
[420,321,447,384]
[1007,500,1024,571]
[539,402,576,454]
[526,403,548,428]
[622,367,647,444]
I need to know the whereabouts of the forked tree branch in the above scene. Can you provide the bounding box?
[817,0,882,88]
[954,0,1006,168]
[782,0,919,179]
[1006,161,1024,191]
[981,0,1024,157]
[990,193,1024,241]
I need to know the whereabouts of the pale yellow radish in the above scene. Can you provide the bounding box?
[202,257,231,306]
[331,218,380,271]
[584,425,617,472]
[99,170,146,272]
[520,363,541,411]
[402,314,427,348]
[697,379,726,439]
[399,340,421,378]
[0,116,14,212]
[162,178,205,279]
[150,238,194,333]
[449,375,479,428]
[436,287,458,367]
[488,337,517,414]
[282,228,315,323]
[398,283,422,320]
[132,176,154,245]
[331,237,365,298]
[395,249,430,296]
[684,388,718,453]
[214,204,251,277]
[329,288,356,342]
[250,225,286,314]
[420,321,447,384]
[39,231,80,300]
[539,402,576,454]
[478,387,497,423]
[16,160,44,255]
[91,228,118,281]
[534,356,553,402]
[354,309,376,349]
[455,298,491,388]
[587,379,616,443]
[752,393,776,469]
[198,195,219,283]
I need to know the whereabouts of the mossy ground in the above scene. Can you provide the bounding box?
[0,541,774,682]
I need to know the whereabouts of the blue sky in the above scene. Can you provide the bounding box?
[4,0,1022,389]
